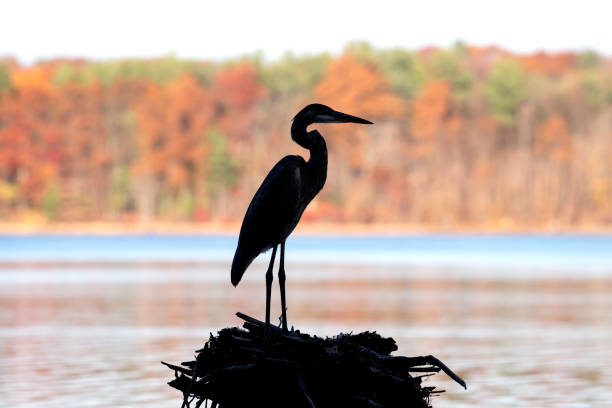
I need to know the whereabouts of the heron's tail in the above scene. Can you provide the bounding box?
[231,248,253,287]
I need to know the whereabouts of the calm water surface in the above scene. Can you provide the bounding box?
[0,234,611,407]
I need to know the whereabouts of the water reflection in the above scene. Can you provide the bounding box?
[0,262,611,407]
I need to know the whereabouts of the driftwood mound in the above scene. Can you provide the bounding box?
[163,313,466,408]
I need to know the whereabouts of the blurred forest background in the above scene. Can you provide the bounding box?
[0,42,611,230]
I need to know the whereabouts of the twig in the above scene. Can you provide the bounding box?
[297,373,315,408]
[408,366,441,373]
[161,361,193,376]
[403,355,467,389]
[235,311,281,332]
[181,355,200,408]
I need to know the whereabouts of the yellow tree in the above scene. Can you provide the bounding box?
[0,65,59,213]
[314,55,405,221]
[164,74,212,218]
[534,113,572,162]
[57,80,109,218]
[132,80,168,220]
[315,55,404,119]
[212,63,266,142]
[134,74,212,220]
[411,80,450,143]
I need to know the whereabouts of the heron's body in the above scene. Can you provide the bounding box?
[231,104,371,331]
[231,137,327,286]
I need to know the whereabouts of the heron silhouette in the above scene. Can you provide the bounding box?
[231,104,372,332]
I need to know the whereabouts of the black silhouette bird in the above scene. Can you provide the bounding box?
[231,104,372,332]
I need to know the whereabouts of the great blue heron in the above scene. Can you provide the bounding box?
[231,104,372,332]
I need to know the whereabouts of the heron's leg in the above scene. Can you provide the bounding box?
[265,245,278,332]
[279,240,288,332]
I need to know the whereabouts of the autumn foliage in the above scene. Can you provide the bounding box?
[0,44,611,229]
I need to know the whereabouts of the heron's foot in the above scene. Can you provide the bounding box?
[278,310,290,333]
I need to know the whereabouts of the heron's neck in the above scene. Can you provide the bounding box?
[291,120,328,189]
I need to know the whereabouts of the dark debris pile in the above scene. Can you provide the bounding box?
[163,313,465,408]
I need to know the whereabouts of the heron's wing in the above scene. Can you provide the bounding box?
[231,156,305,285]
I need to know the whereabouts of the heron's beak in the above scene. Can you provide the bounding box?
[315,110,373,125]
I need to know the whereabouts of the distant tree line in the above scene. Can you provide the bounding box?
[0,42,611,228]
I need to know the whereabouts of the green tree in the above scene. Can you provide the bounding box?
[176,188,196,220]
[53,63,97,86]
[184,61,217,86]
[431,50,472,94]
[581,73,612,109]
[86,56,212,86]
[577,51,600,69]
[207,128,239,200]
[109,166,130,213]
[42,183,60,221]
[343,41,377,64]
[378,49,427,99]
[344,42,428,99]
[0,62,11,93]
[260,52,331,95]
[485,59,526,125]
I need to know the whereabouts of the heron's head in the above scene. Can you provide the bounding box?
[293,104,373,126]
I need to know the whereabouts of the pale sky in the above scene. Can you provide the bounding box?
[2,0,611,64]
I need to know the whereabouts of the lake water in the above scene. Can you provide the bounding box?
[0,234,611,407]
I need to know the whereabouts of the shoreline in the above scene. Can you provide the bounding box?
[0,221,611,236]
